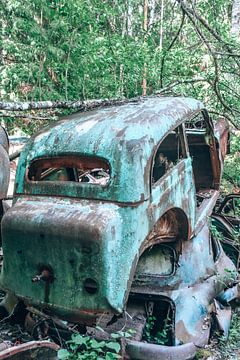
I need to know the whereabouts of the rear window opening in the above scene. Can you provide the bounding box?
[27,156,110,186]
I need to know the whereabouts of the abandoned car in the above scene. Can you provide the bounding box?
[0,96,238,359]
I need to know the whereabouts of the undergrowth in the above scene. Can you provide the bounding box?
[57,329,134,360]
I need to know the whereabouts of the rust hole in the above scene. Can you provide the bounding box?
[83,278,98,294]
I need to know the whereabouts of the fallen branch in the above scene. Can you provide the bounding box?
[208,110,239,129]
[0,97,139,112]
[9,150,21,161]
[0,113,55,120]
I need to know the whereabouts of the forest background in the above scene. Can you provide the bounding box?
[0,0,240,185]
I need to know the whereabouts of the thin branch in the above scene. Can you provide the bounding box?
[178,2,240,121]
[177,0,240,68]
[214,51,240,58]
[160,11,185,88]
[208,110,239,129]
[155,78,209,94]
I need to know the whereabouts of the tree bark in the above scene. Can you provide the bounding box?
[0,97,140,112]
[231,0,240,38]
[142,0,148,96]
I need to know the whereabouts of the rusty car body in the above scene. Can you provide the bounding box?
[0,97,237,358]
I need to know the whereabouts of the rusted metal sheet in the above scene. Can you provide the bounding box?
[0,341,59,360]
[126,340,196,360]
[131,223,236,347]
[214,117,230,158]
[218,283,240,304]
[213,299,232,337]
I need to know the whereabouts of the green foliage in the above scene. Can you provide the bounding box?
[218,310,240,358]
[57,329,134,360]
[143,314,171,345]
[210,220,240,267]
[1,0,240,133]
[196,310,240,359]
[210,222,225,243]
[195,349,214,360]
[223,133,240,191]
[57,333,121,360]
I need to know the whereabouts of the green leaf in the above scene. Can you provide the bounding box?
[57,349,70,360]
[90,339,106,349]
[72,334,87,345]
[105,342,121,353]
[105,352,121,360]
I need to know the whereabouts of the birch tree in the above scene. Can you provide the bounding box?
[231,0,240,38]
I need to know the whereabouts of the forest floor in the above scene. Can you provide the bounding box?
[194,308,240,360]
[0,288,240,360]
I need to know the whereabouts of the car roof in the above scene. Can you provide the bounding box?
[17,96,204,203]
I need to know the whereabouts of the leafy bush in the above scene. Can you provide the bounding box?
[57,329,134,360]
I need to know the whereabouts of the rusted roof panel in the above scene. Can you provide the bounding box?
[16,97,203,203]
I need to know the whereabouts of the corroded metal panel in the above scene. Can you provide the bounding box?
[1,156,194,317]
[131,223,236,347]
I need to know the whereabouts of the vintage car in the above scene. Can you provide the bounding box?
[0,126,9,244]
[0,97,237,359]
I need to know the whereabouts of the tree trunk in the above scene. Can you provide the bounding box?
[142,0,148,96]
[231,0,240,38]
[159,0,164,50]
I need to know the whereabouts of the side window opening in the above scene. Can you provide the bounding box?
[27,156,110,186]
[152,125,187,184]
[185,111,220,207]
